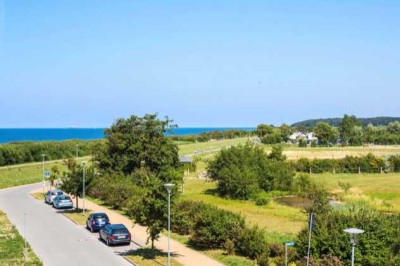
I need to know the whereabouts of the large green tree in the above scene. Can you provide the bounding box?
[93,114,182,248]
[338,115,361,145]
[314,122,338,146]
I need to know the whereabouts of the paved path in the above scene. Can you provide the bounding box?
[0,183,132,266]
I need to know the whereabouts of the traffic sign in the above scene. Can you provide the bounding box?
[285,242,295,246]
[45,171,51,178]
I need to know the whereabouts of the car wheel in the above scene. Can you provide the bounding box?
[90,226,94,233]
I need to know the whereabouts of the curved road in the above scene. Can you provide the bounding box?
[0,183,134,266]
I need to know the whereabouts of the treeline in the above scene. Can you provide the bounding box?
[169,129,254,143]
[292,116,400,127]
[292,154,400,174]
[257,114,400,146]
[0,140,99,166]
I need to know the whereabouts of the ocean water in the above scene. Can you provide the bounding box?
[0,128,255,144]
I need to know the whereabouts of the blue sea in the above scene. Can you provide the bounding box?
[0,128,255,144]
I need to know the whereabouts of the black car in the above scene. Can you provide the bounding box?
[99,224,131,246]
[86,213,110,232]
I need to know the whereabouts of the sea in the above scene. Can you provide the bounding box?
[0,128,255,144]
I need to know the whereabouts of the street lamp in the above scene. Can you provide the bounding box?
[82,162,86,215]
[285,241,295,266]
[41,154,45,194]
[344,228,364,266]
[164,183,175,266]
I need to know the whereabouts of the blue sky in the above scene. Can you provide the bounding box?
[0,0,399,127]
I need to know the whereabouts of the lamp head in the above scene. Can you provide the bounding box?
[164,183,175,192]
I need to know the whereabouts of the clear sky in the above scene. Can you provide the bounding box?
[0,0,399,127]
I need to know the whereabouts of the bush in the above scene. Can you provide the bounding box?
[236,225,268,259]
[255,197,269,206]
[224,239,235,255]
[191,204,246,249]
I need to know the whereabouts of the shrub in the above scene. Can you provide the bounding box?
[255,197,269,206]
[236,225,268,259]
[224,239,235,255]
[191,205,246,249]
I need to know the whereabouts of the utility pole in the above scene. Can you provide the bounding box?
[41,154,45,194]
[82,162,86,215]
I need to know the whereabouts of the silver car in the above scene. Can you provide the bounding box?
[44,190,63,205]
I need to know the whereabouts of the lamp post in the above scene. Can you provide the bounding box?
[344,228,364,266]
[82,162,86,215]
[285,242,295,266]
[41,154,45,194]
[164,183,175,266]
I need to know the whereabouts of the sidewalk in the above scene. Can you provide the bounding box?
[32,188,223,266]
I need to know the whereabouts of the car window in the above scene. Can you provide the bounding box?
[57,191,63,195]
[94,214,108,219]
[112,228,129,234]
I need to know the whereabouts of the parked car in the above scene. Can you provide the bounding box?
[44,190,63,205]
[86,213,110,232]
[99,224,131,246]
[53,195,73,209]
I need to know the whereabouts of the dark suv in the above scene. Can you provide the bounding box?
[86,213,110,232]
[99,224,131,246]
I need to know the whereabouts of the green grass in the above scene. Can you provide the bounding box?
[31,193,45,201]
[0,210,42,265]
[62,209,93,225]
[203,250,256,266]
[178,138,251,156]
[0,157,89,189]
[124,248,183,266]
[181,179,306,243]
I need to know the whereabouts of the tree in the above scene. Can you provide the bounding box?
[61,158,94,209]
[93,114,182,248]
[314,122,338,146]
[50,165,60,188]
[279,123,293,142]
[338,115,361,145]
[256,124,273,137]
[387,121,400,135]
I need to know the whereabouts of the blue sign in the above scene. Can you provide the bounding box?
[286,242,295,246]
[45,171,51,178]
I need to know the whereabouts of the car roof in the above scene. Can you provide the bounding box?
[109,224,127,229]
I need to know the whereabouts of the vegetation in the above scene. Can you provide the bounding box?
[292,153,387,174]
[61,158,95,209]
[91,114,182,248]
[124,248,183,266]
[208,143,295,199]
[0,210,42,265]
[292,116,400,127]
[0,140,98,167]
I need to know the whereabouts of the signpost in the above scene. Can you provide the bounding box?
[285,242,295,266]
[45,171,50,190]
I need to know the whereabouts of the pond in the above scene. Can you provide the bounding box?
[274,196,313,209]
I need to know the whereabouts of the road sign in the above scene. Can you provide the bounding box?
[286,242,295,246]
[45,171,50,178]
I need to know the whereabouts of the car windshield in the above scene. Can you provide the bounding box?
[60,196,71,200]
[57,191,63,195]
[94,214,108,219]
[112,228,128,234]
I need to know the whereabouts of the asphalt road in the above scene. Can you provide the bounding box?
[0,183,137,266]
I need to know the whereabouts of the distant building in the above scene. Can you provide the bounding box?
[289,132,318,144]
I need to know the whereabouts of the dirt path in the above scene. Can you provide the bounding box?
[32,188,223,266]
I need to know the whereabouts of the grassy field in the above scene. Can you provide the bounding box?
[0,210,42,265]
[0,156,90,189]
[312,172,400,211]
[181,179,306,243]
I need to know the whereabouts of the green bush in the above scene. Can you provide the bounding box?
[236,225,268,259]
[255,197,269,206]
[191,205,246,249]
